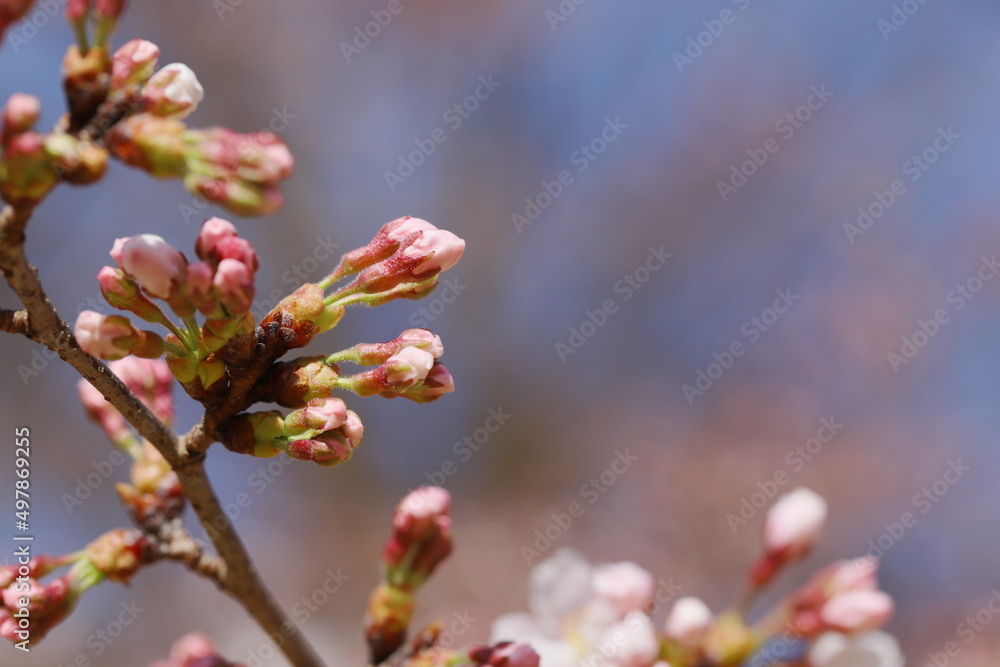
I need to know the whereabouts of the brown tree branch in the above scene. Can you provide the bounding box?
[0,202,326,667]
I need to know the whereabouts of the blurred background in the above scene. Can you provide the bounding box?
[3,0,1000,664]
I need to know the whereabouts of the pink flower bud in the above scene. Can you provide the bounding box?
[809,631,903,667]
[283,397,348,435]
[285,432,355,467]
[195,216,238,258]
[336,216,439,277]
[385,346,435,385]
[764,487,827,557]
[183,261,217,315]
[402,229,466,277]
[1,92,40,144]
[213,258,255,314]
[469,642,541,667]
[106,114,188,178]
[391,363,455,404]
[116,234,187,299]
[65,0,88,21]
[150,632,236,667]
[142,63,204,118]
[820,590,895,634]
[344,329,444,365]
[383,487,453,590]
[664,597,713,647]
[600,613,661,667]
[110,39,159,94]
[75,310,136,359]
[592,562,655,616]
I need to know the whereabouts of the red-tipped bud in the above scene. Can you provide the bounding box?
[283,397,348,436]
[1,92,40,145]
[749,487,827,588]
[150,632,238,667]
[384,363,455,404]
[336,230,465,301]
[818,590,894,634]
[83,528,149,583]
[336,216,438,278]
[195,216,238,259]
[330,329,444,366]
[214,258,255,314]
[110,39,159,97]
[382,486,453,590]
[98,266,172,326]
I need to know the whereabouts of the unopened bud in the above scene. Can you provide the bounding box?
[142,63,203,118]
[110,39,159,97]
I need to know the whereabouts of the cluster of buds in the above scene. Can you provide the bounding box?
[75,219,260,399]
[0,92,108,206]
[0,529,153,647]
[365,487,454,664]
[489,488,901,667]
[150,633,244,667]
[106,93,294,215]
[78,358,183,525]
[222,398,364,467]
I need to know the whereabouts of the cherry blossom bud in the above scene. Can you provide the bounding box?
[195,216,237,259]
[116,234,187,299]
[77,378,130,444]
[84,528,150,583]
[386,346,435,384]
[592,562,655,616]
[819,590,894,634]
[664,597,713,647]
[283,431,356,467]
[214,258,255,314]
[0,130,57,205]
[106,114,187,177]
[255,356,340,408]
[92,0,127,46]
[98,266,173,326]
[65,0,88,23]
[750,487,827,587]
[0,0,34,43]
[150,632,237,667]
[182,261,217,315]
[336,216,439,278]
[45,134,108,184]
[468,642,541,667]
[329,329,444,366]
[0,575,74,645]
[335,230,465,300]
[1,92,40,145]
[388,363,455,404]
[220,411,283,458]
[74,310,163,359]
[283,397,348,435]
[382,486,453,591]
[142,63,204,118]
[183,126,293,216]
[110,39,159,96]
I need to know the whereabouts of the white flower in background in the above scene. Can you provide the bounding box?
[663,597,713,647]
[491,549,660,667]
[808,631,904,667]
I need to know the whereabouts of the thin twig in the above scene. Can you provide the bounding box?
[0,202,326,667]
